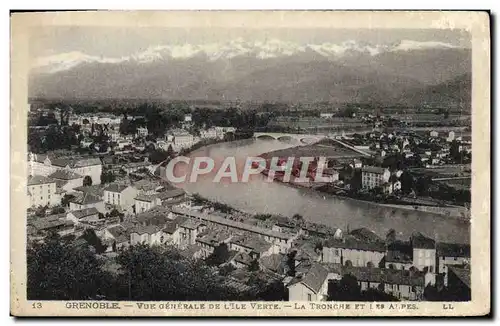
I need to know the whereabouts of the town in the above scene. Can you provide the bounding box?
[26,100,471,302]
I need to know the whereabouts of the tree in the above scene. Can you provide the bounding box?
[248,259,260,272]
[116,245,242,301]
[83,176,93,186]
[327,274,361,301]
[205,243,230,266]
[27,235,112,300]
[285,250,297,276]
[61,194,75,207]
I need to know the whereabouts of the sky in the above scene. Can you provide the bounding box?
[29,26,471,58]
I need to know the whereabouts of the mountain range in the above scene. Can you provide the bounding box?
[29,39,471,106]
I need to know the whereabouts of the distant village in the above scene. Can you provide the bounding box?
[26,103,471,302]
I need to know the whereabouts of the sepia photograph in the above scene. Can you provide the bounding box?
[10,11,490,317]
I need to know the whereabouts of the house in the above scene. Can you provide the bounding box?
[27,175,59,207]
[411,232,437,278]
[135,205,173,227]
[29,153,103,185]
[287,262,428,302]
[341,265,427,301]
[361,166,390,190]
[430,131,439,138]
[287,263,333,301]
[103,183,137,213]
[169,129,195,150]
[436,242,470,285]
[156,188,187,206]
[129,225,166,246]
[196,230,233,258]
[171,207,296,253]
[320,113,334,119]
[102,224,130,250]
[300,222,342,239]
[351,159,363,169]
[259,253,286,275]
[321,235,386,268]
[178,219,207,248]
[229,235,276,259]
[69,192,105,213]
[162,216,187,246]
[231,252,255,269]
[134,194,159,213]
[385,240,414,271]
[136,126,148,137]
[121,161,153,175]
[200,128,217,139]
[27,214,75,239]
[321,168,339,183]
[67,207,100,225]
[49,169,83,192]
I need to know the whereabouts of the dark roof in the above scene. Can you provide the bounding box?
[196,230,232,246]
[448,266,471,289]
[49,169,82,180]
[156,188,185,200]
[131,224,161,235]
[411,232,436,249]
[437,242,470,258]
[28,175,55,186]
[324,235,386,252]
[342,265,425,286]
[362,166,388,174]
[135,206,172,226]
[163,216,187,234]
[386,240,413,263]
[135,194,156,202]
[230,235,272,254]
[73,185,105,196]
[349,228,382,243]
[69,192,102,205]
[106,225,129,243]
[30,215,73,231]
[104,183,130,193]
[70,207,99,219]
[296,263,329,293]
[179,244,203,259]
[180,219,204,230]
[233,252,254,266]
[260,254,285,274]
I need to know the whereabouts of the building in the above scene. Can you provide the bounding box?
[102,225,130,251]
[28,214,75,240]
[27,175,59,208]
[171,207,296,253]
[184,114,192,122]
[321,168,339,183]
[103,183,137,213]
[178,219,207,248]
[29,153,102,185]
[129,225,168,246]
[411,232,437,277]
[69,192,105,213]
[136,127,148,137]
[430,131,439,138]
[320,113,334,119]
[286,262,428,302]
[436,242,470,285]
[229,235,276,259]
[66,207,100,225]
[321,236,386,268]
[200,128,217,139]
[361,166,390,190]
[170,129,195,150]
[49,169,84,192]
[196,230,233,258]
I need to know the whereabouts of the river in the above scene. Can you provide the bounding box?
[179,138,470,243]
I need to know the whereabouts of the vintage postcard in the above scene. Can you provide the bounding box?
[10,11,490,317]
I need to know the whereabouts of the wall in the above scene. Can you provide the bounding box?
[288,283,319,301]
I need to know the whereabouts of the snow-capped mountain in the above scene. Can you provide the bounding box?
[32,39,463,74]
[29,38,470,104]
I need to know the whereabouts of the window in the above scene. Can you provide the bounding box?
[307,294,312,301]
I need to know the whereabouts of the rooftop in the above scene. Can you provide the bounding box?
[437,242,470,258]
[69,192,102,205]
[362,166,388,174]
[70,207,99,219]
[49,169,82,180]
[28,175,56,186]
[324,235,386,252]
[172,207,293,240]
[104,183,130,193]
